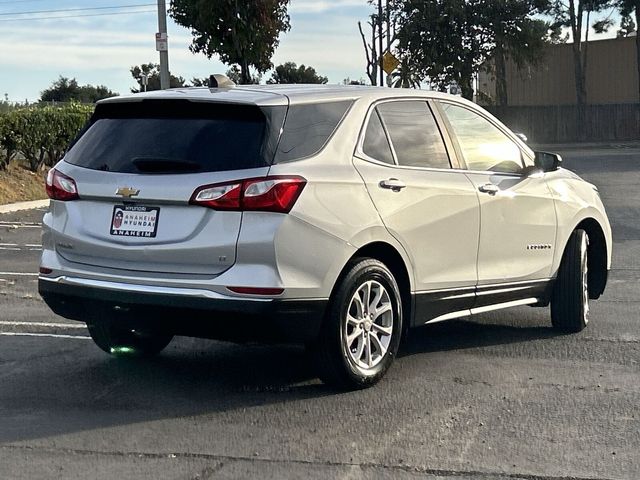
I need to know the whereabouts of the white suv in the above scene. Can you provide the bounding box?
[39,82,612,389]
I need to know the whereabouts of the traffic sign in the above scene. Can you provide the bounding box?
[382,51,400,75]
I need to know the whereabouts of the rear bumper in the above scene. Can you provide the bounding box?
[39,277,327,343]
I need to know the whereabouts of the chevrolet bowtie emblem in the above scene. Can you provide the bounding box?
[116,187,140,198]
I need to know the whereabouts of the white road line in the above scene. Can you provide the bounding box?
[0,243,18,247]
[0,247,20,251]
[0,321,86,329]
[0,272,39,276]
[25,244,42,247]
[0,332,91,340]
[0,225,41,229]
[0,222,42,226]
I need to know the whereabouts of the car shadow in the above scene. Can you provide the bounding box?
[1,311,564,444]
[400,317,564,358]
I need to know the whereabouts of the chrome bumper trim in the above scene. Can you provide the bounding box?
[38,275,273,302]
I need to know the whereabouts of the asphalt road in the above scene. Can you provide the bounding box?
[1,145,639,480]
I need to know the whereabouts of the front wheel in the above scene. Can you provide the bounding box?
[551,229,589,333]
[310,258,403,390]
[87,321,173,357]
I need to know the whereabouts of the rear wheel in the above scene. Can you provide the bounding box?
[551,229,589,333]
[310,259,403,390]
[87,321,173,357]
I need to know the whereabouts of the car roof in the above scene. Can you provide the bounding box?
[97,84,472,108]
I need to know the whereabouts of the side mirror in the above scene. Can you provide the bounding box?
[534,151,562,172]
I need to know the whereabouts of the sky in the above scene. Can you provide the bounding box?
[0,0,372,102]
[0,0,622,103]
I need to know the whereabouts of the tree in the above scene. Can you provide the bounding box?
[488,0,553,106]
[391,57,422,88]
[224,66,261,85]
[393,0,494,100]
[549,0,615,109]
[342,78,367,85]
[358,0,403,86]
[393,1,552,101]
[130,63,186,92]
[190,77,208,87]
[40,76,117,103]
[615,0,640,100]
[358,16,382,86]
[169,0,290,85]
[267,62,328,84]
[617,12,636,36]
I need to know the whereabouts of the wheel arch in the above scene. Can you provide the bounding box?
[557,218,608,299]
[341,242,414,332]
[574,218,608,299]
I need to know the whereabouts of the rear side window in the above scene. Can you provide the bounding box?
[65,100,285,174]
[362,110,394,164]
[377,101,450,169]
[274,101,352,163]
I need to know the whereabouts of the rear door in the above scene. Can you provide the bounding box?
[52,99,286,275]
[353,99,480,322]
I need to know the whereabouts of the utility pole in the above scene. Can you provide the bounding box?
[378,0,384,87]
[157,0,170,90]
[386,0,391,87]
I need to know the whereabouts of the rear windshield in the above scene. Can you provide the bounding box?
[65,100,285,174]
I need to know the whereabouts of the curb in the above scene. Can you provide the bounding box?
[532,142,640,150]
[0,199,50,214]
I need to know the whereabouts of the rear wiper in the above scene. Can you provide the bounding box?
[131,157,202,174]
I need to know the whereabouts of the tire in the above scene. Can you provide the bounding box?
[551,229,590,333]
[310,258,403,390]
[87,321,173,357]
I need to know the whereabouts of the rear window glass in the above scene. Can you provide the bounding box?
[65,101,285,174]
[377,101,451,169]
[274,100,353,163]
[362,110,394,164]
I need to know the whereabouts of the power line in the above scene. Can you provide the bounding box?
[0,3,155,16]
[0,8,156,22]
[0,0,49,4]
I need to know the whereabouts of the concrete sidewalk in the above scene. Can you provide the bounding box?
[0,199,49,215]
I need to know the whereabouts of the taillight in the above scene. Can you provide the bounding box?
[46,169,79,201]
[190,176,306,213]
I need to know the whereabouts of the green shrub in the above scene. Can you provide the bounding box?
[0,112,19,170]
[0,103,93,172]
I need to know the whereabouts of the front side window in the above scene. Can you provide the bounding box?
[440,102,523,173]
[377,101,450,169]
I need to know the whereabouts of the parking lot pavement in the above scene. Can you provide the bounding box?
[1,146,639,480]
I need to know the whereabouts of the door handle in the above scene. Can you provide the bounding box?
[379,178,406,192]
[478,184,499,195]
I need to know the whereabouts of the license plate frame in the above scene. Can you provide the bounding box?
[110,205,160,238]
